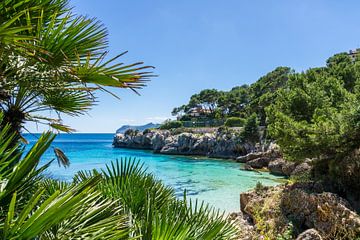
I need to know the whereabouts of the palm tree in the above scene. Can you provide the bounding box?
[0,113,237,239]
[0,113,130,239]
[0,0,155,134]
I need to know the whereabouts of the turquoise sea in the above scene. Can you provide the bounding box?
[24,133,284,213]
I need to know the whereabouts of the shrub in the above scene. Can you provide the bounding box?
[159,120,183,130]
[255,181,266,193]
[241,113,260,142]
[143,128,152,135]
[224,117,245,127]
[124,128,139,136]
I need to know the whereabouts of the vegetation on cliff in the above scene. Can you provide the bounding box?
[267,53,360,207]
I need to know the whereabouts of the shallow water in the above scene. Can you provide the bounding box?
[24,133,284,213]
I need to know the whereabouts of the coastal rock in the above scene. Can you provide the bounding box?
[236,152,265,163]
[296,229,322,240]
[240,183,360,239]
[246,157,271,169]
[228,212,257,240]
[268,158,286,175]
[268,158,297,176]
[151,130,169,151]
[291,162,312,176]
[281,185,360,238]
[236,145,281,163]
[113,128,255,159]
[282,161,297,176]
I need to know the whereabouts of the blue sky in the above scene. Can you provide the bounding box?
[26,0,360,133]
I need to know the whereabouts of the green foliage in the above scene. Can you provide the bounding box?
[255,181,266,193]
[159,120,183,129]
[218,85,249,118]
[124,128,139,136]
[241,113,260,143]
[172,67,291,128]
[276,223,295,240]
[74,159,237,239]
[267,64,358,160]
[0,115,129,239]
[247,67,292,125]
[0,113,237,239]
[224,117,245,127]
[0,0,155,133]
[267,52,360,205]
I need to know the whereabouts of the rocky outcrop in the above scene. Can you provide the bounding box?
[236,145,313,177]
[113,128,256,159]
[238,183,360,239]
[113,128,313,177]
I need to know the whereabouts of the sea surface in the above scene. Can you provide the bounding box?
[24,133,284,213]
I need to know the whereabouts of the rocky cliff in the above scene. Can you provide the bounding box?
[113,128,259,159]
[113,128,312,177]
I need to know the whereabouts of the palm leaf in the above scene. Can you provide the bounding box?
[53,147,70,167]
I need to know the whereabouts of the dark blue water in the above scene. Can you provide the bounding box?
[24,133,283,213]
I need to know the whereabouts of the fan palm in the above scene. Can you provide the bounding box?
[0,112,238,239]
[0,113,130,239]
[75,159,238,239]
[0,0,155,134]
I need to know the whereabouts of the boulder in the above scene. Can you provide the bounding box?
[282,161,297,176]
[291,162,312,176]
[268,158,286,175]
[236,152,265,163]
[296,229,322,240]
[246,157,271,169]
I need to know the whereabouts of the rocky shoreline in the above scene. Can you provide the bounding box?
[113,127,255,159]
[113,127,360,239]
[113,128,311,177]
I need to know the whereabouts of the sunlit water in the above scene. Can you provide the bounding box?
[24,133,284,213]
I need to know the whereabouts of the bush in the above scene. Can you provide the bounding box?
[241,113,260,142]
[159,120,183,130]
[124,128,139,136]
[224,117,245,127]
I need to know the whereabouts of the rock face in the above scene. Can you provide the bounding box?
[239,183,360,240]
[113,128,255,159]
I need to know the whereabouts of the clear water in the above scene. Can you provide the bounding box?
[24,133,284,213]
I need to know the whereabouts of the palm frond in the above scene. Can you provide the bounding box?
[53,147,70,167]
[70,51,155,91]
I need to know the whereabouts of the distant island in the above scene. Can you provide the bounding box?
[116,122,161,134]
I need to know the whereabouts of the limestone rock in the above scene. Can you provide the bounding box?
[240,183,360,239]
[282,161,297,176]
[246,157,271,169]
[296,229,322,240]
[291,162,312,176]
[114,128,256,159]
[281,185,360,238]
[268,158,286,175]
